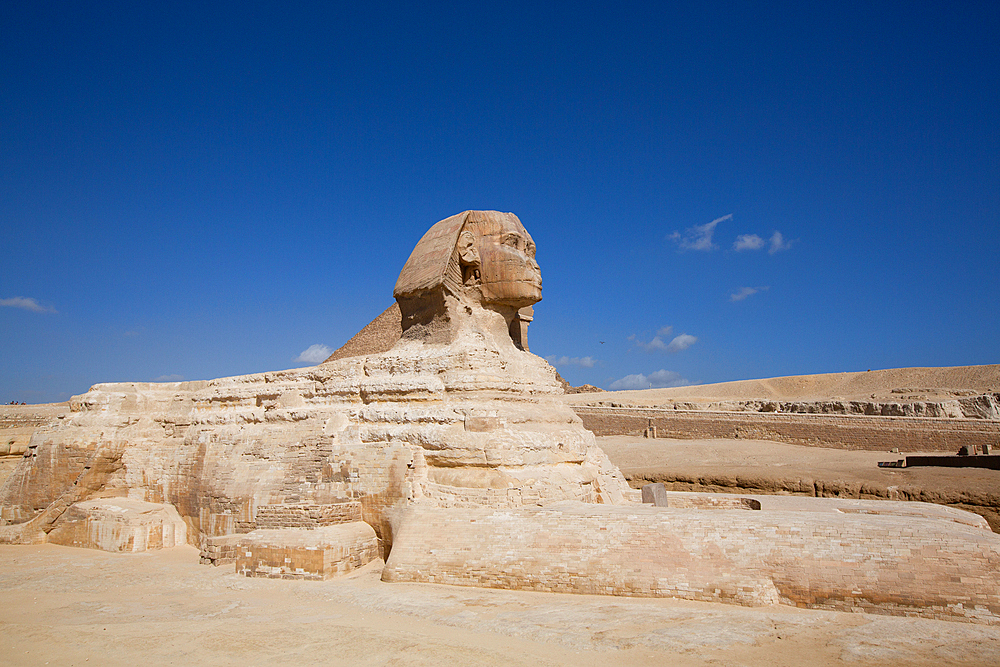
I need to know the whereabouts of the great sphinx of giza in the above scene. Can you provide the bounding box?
[2,211,999,623]
[0,210,630,555]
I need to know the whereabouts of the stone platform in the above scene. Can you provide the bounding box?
[235,522,379,580]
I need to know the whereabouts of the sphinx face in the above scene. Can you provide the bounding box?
[476,218,542,308]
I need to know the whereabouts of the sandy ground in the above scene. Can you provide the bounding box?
[598,436,1000,495]
[598,436,1000,529]
[2,543,1000,667]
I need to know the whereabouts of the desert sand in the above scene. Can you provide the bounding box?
[2,542,1000,667]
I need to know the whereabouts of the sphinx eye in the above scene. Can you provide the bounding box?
[503,234,521,248]
[525,242,536,258]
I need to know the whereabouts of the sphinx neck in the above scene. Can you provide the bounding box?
[397,290,526,350]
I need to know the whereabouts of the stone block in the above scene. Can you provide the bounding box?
[236,522,379,580]
[641,483,668,507]
[46,498,187,552]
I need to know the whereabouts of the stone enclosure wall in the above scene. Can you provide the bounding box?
[574,406,1000,452]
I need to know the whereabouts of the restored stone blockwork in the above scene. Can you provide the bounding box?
[236,523,380,580]
[575,406,1000,452]
[254,502,363,529]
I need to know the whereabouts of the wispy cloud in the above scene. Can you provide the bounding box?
[633,326,697,353]
[668,214,731,251]
[0,297,56,313]
[546,355,597,368]
[154,374,185,382]
[733,234,765,251]
[609,369,690,390]
[295,344,333,364]
[769,231,793,254]
[730,286,769,302]
[733,230,794,254]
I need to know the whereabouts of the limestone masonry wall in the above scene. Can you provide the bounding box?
[254,502,363,529]
[574,407,1000,451]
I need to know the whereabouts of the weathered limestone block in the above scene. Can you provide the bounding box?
[46,498,186,552]
[640,482,668,506]
[236,522,379,579]
[383,497,1000,623]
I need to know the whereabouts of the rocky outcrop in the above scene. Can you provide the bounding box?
[583,393,1000,419]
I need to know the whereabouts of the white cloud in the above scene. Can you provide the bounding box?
[769,231,793,254]
[730,286,769,302]
[154,374,185,382]
[0,296,56,313]
[609,369,690,390]
[634,326,697,353]
[636,337,668,352]
[732,230,794,254]
[634,326,670,351]
[547,356,597,368]
[668,214,731,251]
[666,333,697,352]
[733,234,765,251]
[295,344,333,363]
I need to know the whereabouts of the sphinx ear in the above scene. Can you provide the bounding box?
[458,230,480,266]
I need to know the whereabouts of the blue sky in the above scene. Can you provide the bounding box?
[2,1,998,402]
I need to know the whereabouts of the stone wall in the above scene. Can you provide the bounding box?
[254,502,363,529]
[574,406,1000,452]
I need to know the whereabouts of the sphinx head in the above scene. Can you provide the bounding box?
[393,211,542,345]
[456,211,541,308]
